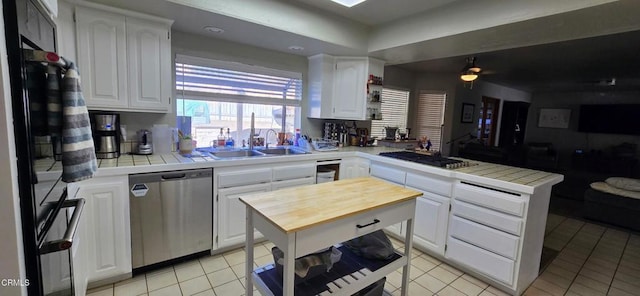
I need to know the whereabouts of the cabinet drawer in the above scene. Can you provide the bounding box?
[370,163,405,185]
[452,200,523,236]
[295,199,415,256]
[272,163,316,181]
[217,168,271,188]
[271,177,315,190]
[406,173,452,197]
[454,183,525,217]
[446,237,515,285]
[449,216,519,260]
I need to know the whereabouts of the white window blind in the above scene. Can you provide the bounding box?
[416,91,446,151]
[371,88,410,139]
[175,54,302,106]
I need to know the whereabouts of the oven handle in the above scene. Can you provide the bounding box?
[39,198,85,255]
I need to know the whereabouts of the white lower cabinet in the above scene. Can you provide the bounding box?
[339,157,370,179]
[370,163,407,238]
[411,191,449,256]
[73,176,131,284]
[215,162,317,250]
[217,183,270,249]
[405,173,452,256]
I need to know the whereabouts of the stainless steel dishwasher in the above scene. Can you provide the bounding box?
[129,168,213,269]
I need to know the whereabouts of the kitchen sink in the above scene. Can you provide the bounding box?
[210,150,266,158]
[256,147,308,155]
[195,147,307,159]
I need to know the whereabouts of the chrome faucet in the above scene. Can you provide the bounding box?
[249,112,256,150]
[265,129,278,149]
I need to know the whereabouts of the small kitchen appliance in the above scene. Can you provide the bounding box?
[91,112,121,159]
[136,129,153,155]
[384,126,399,140]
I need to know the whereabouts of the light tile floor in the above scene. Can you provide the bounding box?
[87,213,640,296]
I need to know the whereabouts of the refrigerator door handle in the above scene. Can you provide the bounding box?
[39,198,85,254]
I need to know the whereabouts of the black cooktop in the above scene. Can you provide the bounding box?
[379,151,467,168]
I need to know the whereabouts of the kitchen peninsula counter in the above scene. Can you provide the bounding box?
[35,146,562,194]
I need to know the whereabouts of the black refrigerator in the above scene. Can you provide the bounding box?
[3,0,84,295]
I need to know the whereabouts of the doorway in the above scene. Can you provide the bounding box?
[477,96,500,146]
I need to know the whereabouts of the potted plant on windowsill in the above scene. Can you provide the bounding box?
[179,133,194,155]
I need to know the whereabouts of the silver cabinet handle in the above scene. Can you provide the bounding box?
[39,198,85,254]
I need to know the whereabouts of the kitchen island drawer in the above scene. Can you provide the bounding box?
[406,173,452,197]
[446,237,515,285]
[217,168,271,188]
[294,199,416,257]
[449,216,519,260]
[452,200,523,236]
[454,182,525,217]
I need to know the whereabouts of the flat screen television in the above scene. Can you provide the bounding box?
[578,104,640,135]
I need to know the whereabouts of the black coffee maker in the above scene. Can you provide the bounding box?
[90,112,121,159]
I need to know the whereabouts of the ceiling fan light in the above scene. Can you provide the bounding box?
[461,70,478,81]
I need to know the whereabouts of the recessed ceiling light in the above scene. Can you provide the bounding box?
[288,45,305,51]
[203,26,224,34]
[330,0,367,8]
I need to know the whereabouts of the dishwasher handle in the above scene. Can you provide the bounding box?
[161,173,186,180]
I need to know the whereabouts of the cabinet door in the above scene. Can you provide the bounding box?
[355,159,370,177]
[126,18,171,111]
[332,59,366,119]
[77,176,131,283]
[75,7,127,109]
[340,158,370,179]
[217,183,271,249]
[339,158,357,179]
[409,189,449,256]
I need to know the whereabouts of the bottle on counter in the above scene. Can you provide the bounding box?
[217,128,226,147]
[294,129,301,146]
[225,128,234,147]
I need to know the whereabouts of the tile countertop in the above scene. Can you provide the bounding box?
[34,145,563,194]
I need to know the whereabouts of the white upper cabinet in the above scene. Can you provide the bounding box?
[308,54,384,120]
[75,4,173,113]
[332,58,367,119]
[126,18,171,111]
[75,7,127,109]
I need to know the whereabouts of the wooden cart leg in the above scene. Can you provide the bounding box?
[401,218,414,296]
[283,234,295,296]
[246,208,254,296]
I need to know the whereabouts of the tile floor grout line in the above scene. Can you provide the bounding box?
[544,215,569,240]
[560,224,606,296]
[604,232,631,296]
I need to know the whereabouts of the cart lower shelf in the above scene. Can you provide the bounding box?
[252,245,406,296]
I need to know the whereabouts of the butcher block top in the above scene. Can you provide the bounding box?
[239,177,422,234]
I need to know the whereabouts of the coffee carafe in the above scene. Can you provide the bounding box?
[91,112,120,159]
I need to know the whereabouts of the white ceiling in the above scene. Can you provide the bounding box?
[82,0,640,92]
[296,0,459,26]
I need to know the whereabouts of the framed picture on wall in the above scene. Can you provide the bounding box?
[461,103,475,123]
[538,108,571,128]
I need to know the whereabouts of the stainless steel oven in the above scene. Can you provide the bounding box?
[3,0,86,294]
[37,178,85,296]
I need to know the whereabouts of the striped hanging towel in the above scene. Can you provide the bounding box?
[48,60,97,182]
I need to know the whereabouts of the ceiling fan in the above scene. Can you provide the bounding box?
[460,57,481,82]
